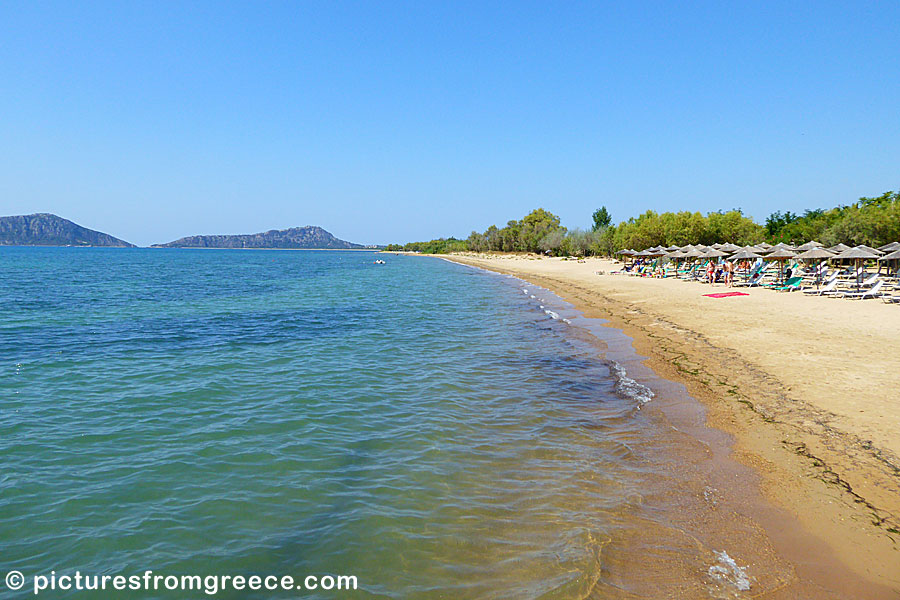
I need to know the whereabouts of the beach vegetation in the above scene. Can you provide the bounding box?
[391,190,899,255]
[592,206,612,231]
[764,191,900,246]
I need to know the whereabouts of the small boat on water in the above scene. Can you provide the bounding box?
[374,259,386,264]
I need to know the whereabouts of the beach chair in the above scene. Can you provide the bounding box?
[733,271,764,287]
[837,280,884,300]
[803,279,838,295]
[678,265,698,280]
[769,276,803,292]
[763,276,801,289]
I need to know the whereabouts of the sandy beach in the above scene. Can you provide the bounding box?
[432,252,900,592]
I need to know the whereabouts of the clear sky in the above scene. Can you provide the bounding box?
[1,1,898,246]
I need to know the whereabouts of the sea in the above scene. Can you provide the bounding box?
[1,248,770,599]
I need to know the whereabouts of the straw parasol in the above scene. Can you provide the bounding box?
[834,246,879,292]
[797,247,836,289]
[827,243,850,254]
[757,242,772,249]
[701,248,728,259]
[796,241,824,251]
[877,241,900,252]
[719,242,741,252]
[878,249,900,277]
[730,248,763,261]
[766,248,797,285]
[730,248,763,283]
[710,243,723,249]
[796,247,835,260]
[856,244,884,255]
[769,242,797,252]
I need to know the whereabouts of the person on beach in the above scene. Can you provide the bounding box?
[724,260,734,287]
[706,261,715,284]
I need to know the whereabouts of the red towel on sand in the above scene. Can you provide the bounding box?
[702,292,749,298]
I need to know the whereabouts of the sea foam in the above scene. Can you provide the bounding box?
[608,361,654,404]
[708,550,751,592]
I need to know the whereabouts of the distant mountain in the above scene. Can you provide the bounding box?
[152,226,363,249]
[0,213,135,247]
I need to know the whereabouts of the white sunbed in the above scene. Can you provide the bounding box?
[838,280,884,300]
[803,279,838,295]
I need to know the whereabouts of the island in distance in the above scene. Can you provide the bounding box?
[0,213,135,247]
[151,225,366,249]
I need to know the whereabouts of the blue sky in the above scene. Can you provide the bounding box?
[1,1,898,246]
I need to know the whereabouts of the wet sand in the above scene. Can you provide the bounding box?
[427,253,900,596]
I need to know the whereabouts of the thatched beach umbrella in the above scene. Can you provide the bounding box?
[834,246,879,292]
[796,241,824,251]
[878,248,900,278]
[719,242,742,253]
[827,243,851,254]
[877,241,900,253]
[730,248,763,283]
[856,244,884,255]
[769,242,797,252]
[797,247,836,289]
[701,248,728,259]
[665,249,688,270]
[681,248,704,266]
[730,248,763,261]
[757,242,772,249]
[616,248,637,265]
[766,248,797,285]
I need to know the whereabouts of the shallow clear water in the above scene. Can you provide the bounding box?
[2,248,675,598]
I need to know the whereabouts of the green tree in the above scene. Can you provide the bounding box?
[592,206,612,231]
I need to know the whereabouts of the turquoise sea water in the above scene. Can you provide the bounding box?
[2,248,672,598]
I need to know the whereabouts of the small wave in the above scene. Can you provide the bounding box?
[543,310,559,320]
[562,318,571,324]
[522,289,529,295]
[608,361,654,404]
[530,295,536,299]
[708,550,751,592]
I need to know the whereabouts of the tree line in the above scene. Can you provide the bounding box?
[386,191,899,256]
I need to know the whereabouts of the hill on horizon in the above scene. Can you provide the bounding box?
[151,225,364,249]
[0,213,135,247]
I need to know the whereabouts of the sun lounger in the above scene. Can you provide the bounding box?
[803,279,838,295]
[733,272,764,287]
[770,277,803,292]
[763,276,802,290]
[837,280,884,300]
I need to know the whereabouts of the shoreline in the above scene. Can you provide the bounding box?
[425,252,900,594]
